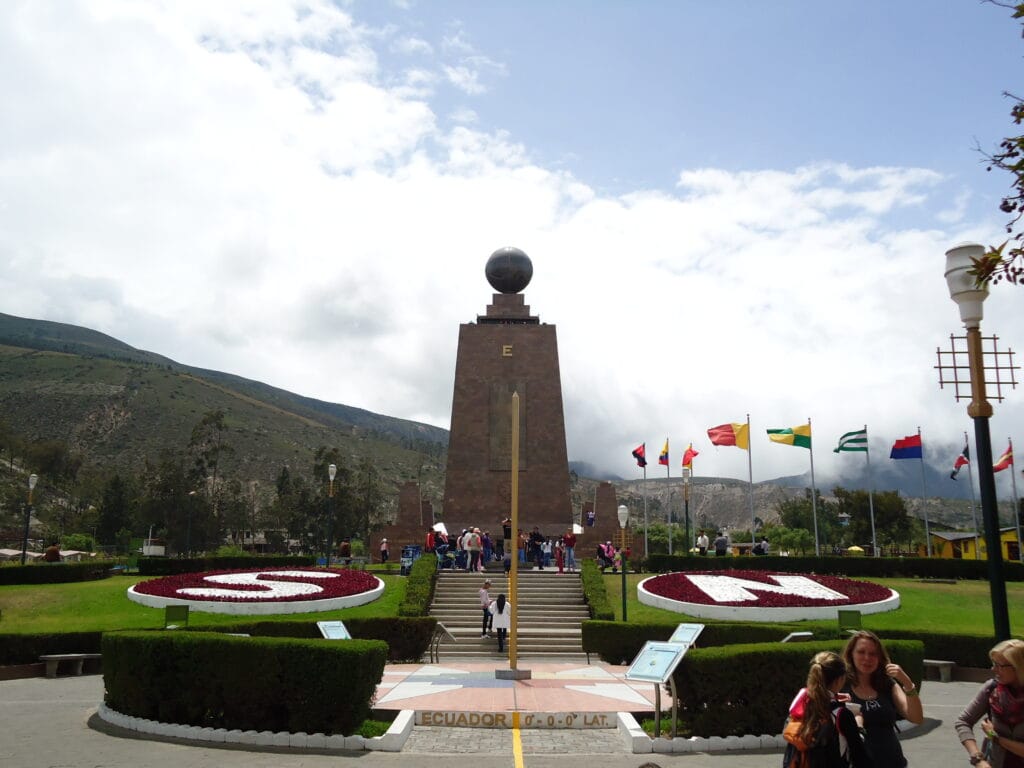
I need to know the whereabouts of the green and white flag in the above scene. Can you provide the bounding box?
[834,429,868,453]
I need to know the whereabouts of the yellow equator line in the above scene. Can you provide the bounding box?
[512,711,525,768]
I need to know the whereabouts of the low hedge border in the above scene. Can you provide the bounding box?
[0,561,116,585]
[102,630,387,735]
[580,559,614,620]
[397,554,437,616]
[136,555,315,576]
[581,618,997,668]
[645,553,1024,581]
[0,616,435,665]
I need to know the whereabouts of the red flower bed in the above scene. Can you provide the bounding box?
[133,567,380,603]
[644,570,892,608]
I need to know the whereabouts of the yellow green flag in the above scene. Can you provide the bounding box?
[767,424,812,449]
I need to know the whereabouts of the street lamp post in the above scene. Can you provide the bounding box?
[944,242,1011,640]
[617,504,629,622]
[20,474,39,565]
[327,464,337,566]
[682,467,692,558]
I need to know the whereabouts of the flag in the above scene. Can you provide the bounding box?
[834,429,868,453]
[682,443,699,469]
[707,423,749,450]
[631,443,647,468]
[890,434,922,460]
[950,444,970,480]
[767,424,812,449]
[994,444,1014,473]
[658,439,669,466]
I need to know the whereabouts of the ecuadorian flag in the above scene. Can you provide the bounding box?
[658,439,669,466]
[767,424,812,449]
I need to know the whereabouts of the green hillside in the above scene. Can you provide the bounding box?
[0,312,448,495]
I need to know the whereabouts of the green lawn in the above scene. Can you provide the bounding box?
[0,573,407,634]
[604,575,1024,637]
[2,571,1021,638]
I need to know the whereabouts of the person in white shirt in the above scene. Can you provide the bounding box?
[697,531,709,556]
[489,594,512,652]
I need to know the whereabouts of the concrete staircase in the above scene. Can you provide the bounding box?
[428,569,590,660]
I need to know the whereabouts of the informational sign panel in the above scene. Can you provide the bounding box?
[624,642,690,684]
[317,621,351,640]
[668,622,705,650]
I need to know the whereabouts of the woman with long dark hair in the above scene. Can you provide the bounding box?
[841,630,923,767]
[488,593,511,653]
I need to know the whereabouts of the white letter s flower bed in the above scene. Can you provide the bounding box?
[638,570,898,621]
[129,568,384,615]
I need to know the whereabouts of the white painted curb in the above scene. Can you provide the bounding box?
[96,703,412,752]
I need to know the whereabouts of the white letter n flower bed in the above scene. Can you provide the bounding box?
[129,568,384,615]
[639,570,898,621]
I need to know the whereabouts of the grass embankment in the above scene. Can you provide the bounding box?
[0,573,407,634]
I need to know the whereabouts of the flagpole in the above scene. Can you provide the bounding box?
[864,424,877,557]
[965,431,981,560]
[808,417,819,557]
[1009,438,1022,563]
[918,426,931,557]
[665,440,672,556]
[642,462,649,558]
[746,413,755,547]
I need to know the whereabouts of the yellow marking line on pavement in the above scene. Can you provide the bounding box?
[512,711,525,768]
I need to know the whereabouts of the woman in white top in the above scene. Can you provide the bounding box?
[489,594,512,652]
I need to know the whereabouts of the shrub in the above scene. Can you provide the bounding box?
[644,553,1024,581]
[580,559,614,620]
[103,630,387,735]
[0,561,113,585]
[398,554,436,617]
[136,555,315,576]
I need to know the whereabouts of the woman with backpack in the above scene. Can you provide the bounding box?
[955,638,1024,768]
[785,651,871,768]
[842,630,923,767]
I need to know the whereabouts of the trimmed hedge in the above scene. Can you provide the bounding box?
[136,555,315,576]
[214,617,436,662]
[397,554,437,616]
[580,618,1000,669]
[0,561,116,585]
[672,639,924,737]
[0,617,436,665]
[580,559,614,620]
[582,620,827,664]
[645,553,1024,581]
[0,631,104,665]
[103,630,387,735]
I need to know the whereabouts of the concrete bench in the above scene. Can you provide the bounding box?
[923,658,956,683]
[39,653,101,679]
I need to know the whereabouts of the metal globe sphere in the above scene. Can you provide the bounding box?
[485,247,533,294]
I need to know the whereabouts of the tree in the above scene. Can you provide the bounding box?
[95,474,136,545]
[188,409,233,492]
[973,2,1024,285]
[832,486,912,551]
[774,488,838,549]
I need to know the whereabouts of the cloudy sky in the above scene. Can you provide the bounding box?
[2,1,1022,491]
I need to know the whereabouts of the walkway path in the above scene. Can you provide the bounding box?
[0,668,981,768]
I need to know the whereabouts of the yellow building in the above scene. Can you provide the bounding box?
[924,527,1021,561]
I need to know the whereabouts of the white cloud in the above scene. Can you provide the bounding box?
[0,0,1019,493]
